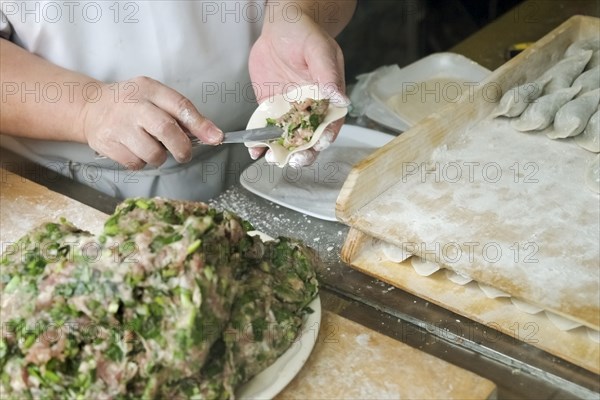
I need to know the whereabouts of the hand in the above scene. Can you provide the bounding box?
[248,12,350,167]
[81,76,223,169]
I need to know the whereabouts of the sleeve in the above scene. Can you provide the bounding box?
[0,9,14,40]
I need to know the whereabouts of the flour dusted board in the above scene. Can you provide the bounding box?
[0,169,107,242]
[337,16,600,331]
[277,311,497,399]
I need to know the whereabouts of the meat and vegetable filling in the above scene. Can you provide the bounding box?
[0,198,319,399]
[267,98,330,150]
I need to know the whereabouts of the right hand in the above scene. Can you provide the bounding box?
[81,76,223,169]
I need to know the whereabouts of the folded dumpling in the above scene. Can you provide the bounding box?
[587,50,600,70]
[575,109,600,152]
[511,86,580,131]
[547,89,600,139]
[541,50,593,93]
[572,66,600,94]
[491,78,549,118]
[565,38,600,57]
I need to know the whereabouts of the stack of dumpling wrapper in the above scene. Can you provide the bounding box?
[492,38,600,193]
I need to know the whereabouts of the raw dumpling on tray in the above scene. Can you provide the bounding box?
[547,88,600,139]
[492,37,600,193]
[511,86,580,131]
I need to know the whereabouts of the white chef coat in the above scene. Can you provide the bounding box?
[0,1,264,200]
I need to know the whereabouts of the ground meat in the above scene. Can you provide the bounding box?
[268,98,330,150]
[0,198,319,399]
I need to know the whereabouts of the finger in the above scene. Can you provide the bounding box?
[288,148,318,168]
[248,146,266,160]
[306,41,350,106]
[98,142,146,170]
[322,85,351,107]
[120,127,167,167]
[140,76,223,144]
[264,148,277,164]
[139,102,192,163]
[313,129,335,152]
[321,118,345,144]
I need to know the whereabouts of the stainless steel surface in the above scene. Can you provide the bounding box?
[3,2,599,398]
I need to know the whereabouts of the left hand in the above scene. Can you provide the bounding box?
[248,11,350,167]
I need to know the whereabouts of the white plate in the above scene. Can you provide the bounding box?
[240,125,395,221]
[236,231,321,399]
[366,52,491,131]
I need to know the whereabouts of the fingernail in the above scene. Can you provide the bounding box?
[329,91,351,107]
[205,122,224,144]
[322,86,351,107]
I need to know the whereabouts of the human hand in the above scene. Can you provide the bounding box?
[81,76,223,169]
[248,12,350,167]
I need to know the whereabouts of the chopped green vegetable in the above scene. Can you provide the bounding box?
[265,98,330,150]
[0,197,319,399]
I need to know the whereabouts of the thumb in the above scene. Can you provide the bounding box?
[306,37,350,107]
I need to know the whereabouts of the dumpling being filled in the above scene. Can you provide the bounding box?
[511,86,580,132]
[547,88,600,139]
[572,66,600,94]
[540,50,593,93]
[575,109,600,153]
[491,78,549,118]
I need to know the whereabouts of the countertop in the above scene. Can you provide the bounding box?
[2,1,599,398]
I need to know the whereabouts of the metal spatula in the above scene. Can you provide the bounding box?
[94,126,283,160]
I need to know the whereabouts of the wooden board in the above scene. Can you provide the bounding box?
[0,169,107,242]
[336,16,600,331]
[341,228,600,375]
[0,169,496,398]
[277,311,497,399]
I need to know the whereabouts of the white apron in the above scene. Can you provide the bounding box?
[0,0,264,200]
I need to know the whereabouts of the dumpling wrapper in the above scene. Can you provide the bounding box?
[511,86,580,131]
[410,256,440,277]
[444,270,472,285]
[585,153,600,194]
[491,77,550,118]
[572,66,600,94]
[478,282,511,299]
[545,311,582,331]
[245,84,348,167]
[574,108,600,152]
[588,328,600,343]
[541,50,592,94]
[547,88,600,139]
[510,298,544,315]
[380,242,411,263]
